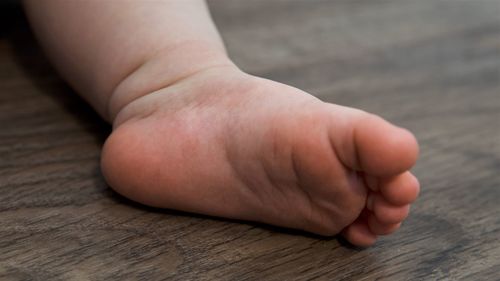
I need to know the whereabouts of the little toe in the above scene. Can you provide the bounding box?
[341,217,377,247]
[367,213,402,235]
[380,171,420,205]
[372,193,410,224]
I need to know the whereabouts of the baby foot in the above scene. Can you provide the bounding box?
[101,67,419,247]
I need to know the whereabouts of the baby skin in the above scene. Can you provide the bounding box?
[101,65,419,247]
[25,0,419,247]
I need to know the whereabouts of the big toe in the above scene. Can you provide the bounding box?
[335,112,419,177]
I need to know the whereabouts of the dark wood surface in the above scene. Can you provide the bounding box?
[1,1,499,280]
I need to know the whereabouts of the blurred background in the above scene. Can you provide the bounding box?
[0,0,499,280]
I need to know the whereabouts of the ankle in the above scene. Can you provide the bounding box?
[107,41,236,125]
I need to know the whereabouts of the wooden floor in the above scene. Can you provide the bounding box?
[1,1,499,280]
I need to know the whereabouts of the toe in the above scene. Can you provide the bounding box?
[371,193,410,224]
[380,172,420,205]
[341,216,377,247]
[367,213,401,235]
[347,113,419,177]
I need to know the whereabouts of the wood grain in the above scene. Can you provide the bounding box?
[1,1,499,280]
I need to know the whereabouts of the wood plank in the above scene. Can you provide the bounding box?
[0,0,499,280]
